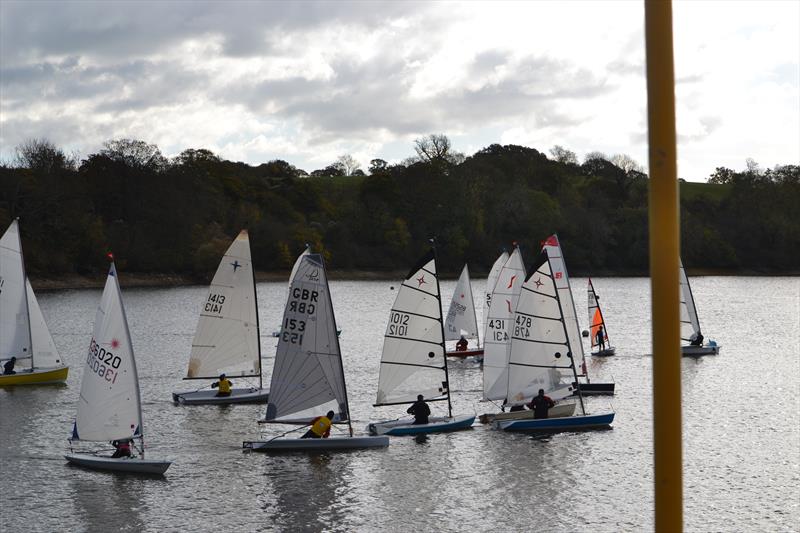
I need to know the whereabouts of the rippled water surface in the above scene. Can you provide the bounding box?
[1,276,798,532]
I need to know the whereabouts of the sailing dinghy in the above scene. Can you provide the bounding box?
[368,249,475,436]
[588,278,616,356]
[495,249,615,432]
[172,231,268,404]
[65,260,171,475]
[680,259,720,356]
[444,264,482,358]
[541,235,614,396]
[0,219,68,386]
[243,252,389,451]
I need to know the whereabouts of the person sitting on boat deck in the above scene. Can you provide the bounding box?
[301,411,335,439]
[528,389,555,419]
[407,394,431,425]
[690,332,704,346]
[595,325,606,350]
[3,357,17,375]
[455,336,468,352]
[211,373,232,397]
[111,439,132,458]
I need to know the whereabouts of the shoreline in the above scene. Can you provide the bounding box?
[28,268,799,291]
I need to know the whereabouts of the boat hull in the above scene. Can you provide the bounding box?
[572,381,615,396]
[590,346,616,357]
[479,401,576,424]
[172,387,269,405]
[367,414,475,436]
[445,348,484,359]
[243,436,390,451]
[681,344,720,356]
[496,412,615,432]
[64,453,171,475]
[0,366,68,386]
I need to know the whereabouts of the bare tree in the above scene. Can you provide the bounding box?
[335,154,362,176]
[15,138,76,172]
[414,134,452,163]
[584,151,608,163]
[549,145,578,164]
[745,157,761,176]
[610,153,643,174]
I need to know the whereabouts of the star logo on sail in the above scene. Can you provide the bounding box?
[111,339,120,349]
[230,260,242,272]
[417,276,426,287]
[534,278,543,289]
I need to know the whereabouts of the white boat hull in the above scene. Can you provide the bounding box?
[681,344,721,356]
[367,414,475,436]
[479,401,576,424]
[243,436,390,451]
[64,453,171,475]
[172,387,268,405]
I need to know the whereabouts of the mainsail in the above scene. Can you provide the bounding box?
[0,220,32,365]
[482,246,526,401]
[483,251,509,332]
[679,258,702,343]
[26,280,62,368]
[541,235,587,378]
[264,253,348,422]
[444,264,479,342]
[506,250,583,413]
[588,278,611,351]
[186,231,260,379]
[375,250,449,406]
[73,262,143,442]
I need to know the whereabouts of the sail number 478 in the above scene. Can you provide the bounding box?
[388,312,410,336]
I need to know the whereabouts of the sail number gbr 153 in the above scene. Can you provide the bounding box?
[282,287,319,344]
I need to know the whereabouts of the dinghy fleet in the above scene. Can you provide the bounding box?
[0,218,722,474]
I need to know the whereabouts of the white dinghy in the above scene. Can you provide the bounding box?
[0,219,68,386]
[444,264,482,358]
[172,230,268,405]
[542,235,614,396]
[368,248,475,436]
[588,278,616,356]
[65,260,171,475]
[496,249,614,433]
[243,252,389,451]
[680,258,720,356]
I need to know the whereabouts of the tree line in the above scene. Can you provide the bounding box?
[1,137,797,279]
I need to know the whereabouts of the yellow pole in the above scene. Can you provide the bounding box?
[644,1,683,532]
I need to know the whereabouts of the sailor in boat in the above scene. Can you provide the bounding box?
[528,389,555,420]
[111,439,132,458]
[301,411,335,439]
[3,357,17,375]
[455,336,468,352]
[596,325,606,351]
[211,374,232,397]
[690,332,704,347]
[407,395,431,425]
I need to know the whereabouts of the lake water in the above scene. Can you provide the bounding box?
[1,276,798,532]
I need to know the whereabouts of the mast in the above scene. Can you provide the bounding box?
[16,219,34,371]
[466,265,480,348]
[431,240,453,418]
[321,254,353,436]
[554,233,589,383]
[251,249,263,390]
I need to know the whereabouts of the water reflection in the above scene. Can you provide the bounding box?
[69,473,158,533]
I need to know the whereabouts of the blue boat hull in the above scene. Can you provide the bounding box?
[496,412,615,432]
[368,414,475,436]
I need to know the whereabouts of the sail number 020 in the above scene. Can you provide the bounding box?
[388,312,410,336]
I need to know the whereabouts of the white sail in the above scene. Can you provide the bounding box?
[264,253,347,421]
[588,278,611,351]
[444,264,479,341]
[375,250,448,405]
[288,245,311,288]
[26,279,62,368]
[73,262,142,442]
[0,220,32,365]
[507,250,581,410]
[482,246,526,401]
[679,258,702,342]
[541,235,586,377]
[186,230,260,379]
[483,251,509,331]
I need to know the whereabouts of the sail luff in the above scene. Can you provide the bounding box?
[432,245,452,418]
[321,254,353,435]
[16,222,34,370]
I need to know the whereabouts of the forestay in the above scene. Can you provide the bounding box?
[588,278,611,351]
[0,220,31,364]
[186,230,260,379]
[264,254,347,422]
[26,280,62,368]
[72,262,143,442]
[506,250,583,411]
[375,250,448,405]
[483,251,509,332]
[482,246,525,401]
[679,258,702,343]
[541,235,587,377]
[444,264,479,341]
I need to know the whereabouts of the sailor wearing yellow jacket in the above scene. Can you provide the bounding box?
[301,410,335,438]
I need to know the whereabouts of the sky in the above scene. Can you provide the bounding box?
[1,1,797,180]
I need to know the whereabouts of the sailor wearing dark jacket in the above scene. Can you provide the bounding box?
[407,395,431,425]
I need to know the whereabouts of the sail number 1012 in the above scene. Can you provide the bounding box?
[388,312,410,336]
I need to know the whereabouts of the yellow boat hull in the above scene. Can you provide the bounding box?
[0,366,69,386]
